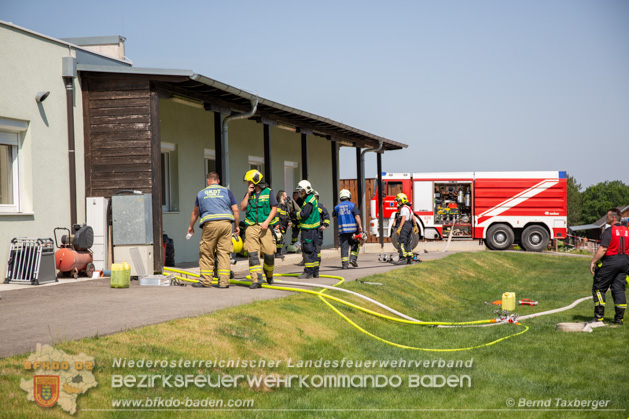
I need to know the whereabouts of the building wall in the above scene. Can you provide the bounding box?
[0,25,85,276]
[159,99,336,265]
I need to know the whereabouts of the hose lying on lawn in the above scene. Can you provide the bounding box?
[163,267,536,352]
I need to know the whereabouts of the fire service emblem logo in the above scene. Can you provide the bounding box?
[34,375,60,408]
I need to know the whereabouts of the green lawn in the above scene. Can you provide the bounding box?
[1,252,627,418]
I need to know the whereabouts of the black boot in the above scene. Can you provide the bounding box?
[613,307,625,325]
[589,305,605,323]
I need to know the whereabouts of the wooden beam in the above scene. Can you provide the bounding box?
[331,138,339,249]
[301,133,308,181]
[150,90,163,273]
[214,111,223,182]
[263,124,272,185]
[377,151,384,248]
[355,147,363,215]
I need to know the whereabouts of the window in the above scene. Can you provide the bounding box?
[161,142,176,212]
[386,182,404,196]
[284,161,298,193]
[204,149,216,185]
[248,155,264,174]
[0,130,20,212]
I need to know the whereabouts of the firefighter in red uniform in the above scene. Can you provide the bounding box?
[589,208,629,325]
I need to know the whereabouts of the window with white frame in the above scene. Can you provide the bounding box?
[284,161,299,193]
[248,155,264,174]
[204,149,217,185]
[161,142,176,212]
[0,129,21,213]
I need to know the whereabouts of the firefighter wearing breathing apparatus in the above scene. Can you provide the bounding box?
[393,193,419,265]
[241,170,278,289]
[333,189,363,269]
[295,180,320,279]
[314,191,330,277]
[188,172,239,288]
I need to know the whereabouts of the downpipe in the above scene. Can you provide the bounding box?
[221,97,258,188]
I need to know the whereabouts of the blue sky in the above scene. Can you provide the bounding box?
[3,0,628,188]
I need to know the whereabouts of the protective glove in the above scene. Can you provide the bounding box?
[396,228,402,236]
[413,225,419,234]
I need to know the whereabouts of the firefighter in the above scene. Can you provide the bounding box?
[589,208,629,325]
[314,191,330,277]
[275,190,290,259]
[240,170,278,289]
[333,189,363,269]
[288,190,303,254]
[187,172,239,288]
[295,180,320,279]
[392,193,419,265]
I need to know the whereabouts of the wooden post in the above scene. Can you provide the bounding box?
[264,124,272,185]
[355,147,363,222]
[214,112,223,182]
[301,133,308,180]
[331,138,339,249]
[377,151,384,248]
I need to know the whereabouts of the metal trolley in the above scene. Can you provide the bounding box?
[4,238,57,285]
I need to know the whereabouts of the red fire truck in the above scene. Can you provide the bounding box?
[369,171,567,251]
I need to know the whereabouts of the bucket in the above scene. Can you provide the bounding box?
[110,262,131,288]
[502,292,516,311]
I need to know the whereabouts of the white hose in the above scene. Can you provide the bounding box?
[441,222,455,252]
[439,296,593,328]
[517,296,592,320]
[276,279,592,328]
[277,279,422,322]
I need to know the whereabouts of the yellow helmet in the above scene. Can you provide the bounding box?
[395,193,409,205]
[243,169,263,184]
[232,234,243,254]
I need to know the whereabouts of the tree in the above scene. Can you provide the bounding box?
[581,180,629,224]
[566,174,582,227]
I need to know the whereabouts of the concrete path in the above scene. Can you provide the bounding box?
[0,249,456,358]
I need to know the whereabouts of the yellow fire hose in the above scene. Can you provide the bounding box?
[163,267,528,352]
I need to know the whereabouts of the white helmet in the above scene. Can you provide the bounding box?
[296,180,314,195]
[339,189,351,200]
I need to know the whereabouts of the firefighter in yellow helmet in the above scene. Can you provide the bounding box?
[240,170,278,289]
[392,193,417,265]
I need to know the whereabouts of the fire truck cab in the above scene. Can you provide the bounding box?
[370,171,567,251]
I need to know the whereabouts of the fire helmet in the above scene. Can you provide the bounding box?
[243,169,263,185]
[232,234,243,254]
[395,193,409,205]
[296,180,314,195]
[339,189,351,200]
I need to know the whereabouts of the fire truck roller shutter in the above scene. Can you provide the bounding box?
[391,215,421,252]
[520,225,550,252]
[485,224,515,251]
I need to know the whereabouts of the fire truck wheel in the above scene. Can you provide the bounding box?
[521,225,549,252]
[486,224,514,250]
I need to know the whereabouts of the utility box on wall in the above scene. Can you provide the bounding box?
[111,194,154,276]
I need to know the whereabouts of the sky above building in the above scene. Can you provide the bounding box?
[3,0,628,189]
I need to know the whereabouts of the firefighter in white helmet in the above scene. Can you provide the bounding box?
[313,191,330,277]
[295,180,320,278]
[240,169,278,288]
[333,189,363,269]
